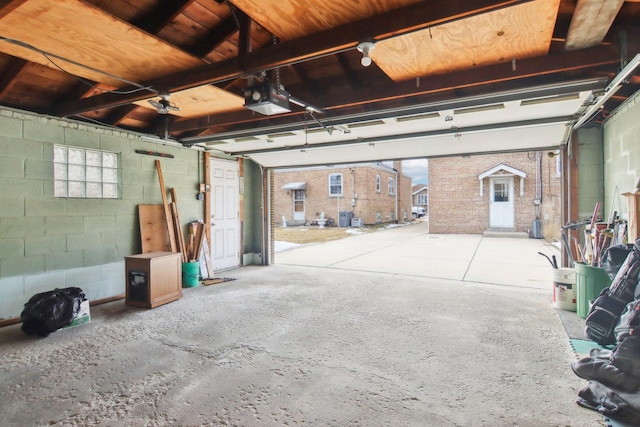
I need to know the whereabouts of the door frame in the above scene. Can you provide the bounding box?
[210,157,241,271]
[489,176,515,228]
[292,189,305,221]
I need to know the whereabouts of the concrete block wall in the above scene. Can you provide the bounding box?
[603,90,640,223]
[576,127,605,220]
[273,164,411,226]
[0,108,203,320]
[429,152,561,234]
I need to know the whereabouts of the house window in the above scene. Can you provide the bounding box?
[329,173,343,196]
[375,212,382,223]
[54,145,119,198]
[376,174,381,193]
[388,177,395,195]
[417,194,428,205]
[555,155,561,178]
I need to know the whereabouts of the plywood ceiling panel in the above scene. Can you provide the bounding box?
[0,0,245,118]
[135,87,244,118]
[372,0,561,81]
[0,0,203,86]
[231,0,420,40]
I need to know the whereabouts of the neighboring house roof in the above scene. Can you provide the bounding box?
[412,184,428,195]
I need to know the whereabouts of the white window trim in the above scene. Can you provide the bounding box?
[388,177,395,196]
[328,173,343,197]
[376,174,381,193]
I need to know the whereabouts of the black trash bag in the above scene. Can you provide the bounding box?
[577,380,640,425]
[601,243,634,280]
[20,287,85,337]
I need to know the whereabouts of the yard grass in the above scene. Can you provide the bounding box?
[274,226,366,244]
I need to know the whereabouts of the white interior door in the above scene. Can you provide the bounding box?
[210,159,240,271]
[489,177,514,228]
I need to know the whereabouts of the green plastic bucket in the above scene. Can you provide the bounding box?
[575,263,612,319]
[182,261,200,288]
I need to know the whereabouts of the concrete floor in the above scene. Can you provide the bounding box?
[0,222,603,426]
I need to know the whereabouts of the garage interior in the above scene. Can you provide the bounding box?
[0,0,640,425]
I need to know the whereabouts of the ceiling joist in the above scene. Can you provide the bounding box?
[55,0,535,117]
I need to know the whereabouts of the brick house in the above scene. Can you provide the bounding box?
[429,151,561,235]
[274,162,413,226]
[412,184,429,213]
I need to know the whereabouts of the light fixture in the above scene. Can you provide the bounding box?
[357,41,376,67]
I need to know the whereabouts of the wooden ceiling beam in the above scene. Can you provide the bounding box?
[131,0,194,35]
[287,63,321,97]
[44,82,99,116]
[0,0,26,20]
[0,57,26,98]
[237,8,252,56]
[56,0,535,117]
[188,17,239,58]
[103,104,140,126]
[335,53,364,90]
[171,44,621,134]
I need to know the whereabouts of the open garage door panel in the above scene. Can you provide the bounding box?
[197,79,601,168]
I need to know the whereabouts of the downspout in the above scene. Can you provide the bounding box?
[535,151,542,219]
[352,167,356,212]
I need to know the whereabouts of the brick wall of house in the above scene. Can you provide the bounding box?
[274,164,411,225]
[429,152,561,234]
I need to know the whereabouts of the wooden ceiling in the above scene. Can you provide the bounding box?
[0,0,638,146]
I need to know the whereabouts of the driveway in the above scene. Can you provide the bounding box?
[0,222,601,426]
[276,221,557,290]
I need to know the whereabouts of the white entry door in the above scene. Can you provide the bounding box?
[210,159,240,271]
[292,190,305,221]
[489,177,514,228]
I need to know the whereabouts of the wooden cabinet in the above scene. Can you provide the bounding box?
[125,252,182,309]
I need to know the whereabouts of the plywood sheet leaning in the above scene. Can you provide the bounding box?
[138,204,171,253]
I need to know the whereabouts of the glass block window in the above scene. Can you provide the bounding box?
[54,145,119,198]
[329,173,343,196]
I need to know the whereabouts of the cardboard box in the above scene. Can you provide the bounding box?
[60,300,91,330]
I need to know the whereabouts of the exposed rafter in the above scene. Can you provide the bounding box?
[55,0,535,117]
[171,44,623,135]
